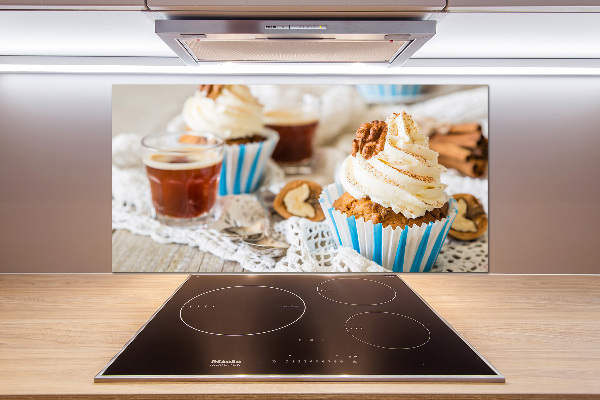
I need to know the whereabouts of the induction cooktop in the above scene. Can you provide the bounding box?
[95,274,504,382]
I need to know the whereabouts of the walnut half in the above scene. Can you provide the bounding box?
[351,120,387,159]
[448,193,487,241]
[273,180,325,222]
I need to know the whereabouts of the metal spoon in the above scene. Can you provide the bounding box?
[221,220,265,243]
[243,238,289,260]
[242,189,290,260]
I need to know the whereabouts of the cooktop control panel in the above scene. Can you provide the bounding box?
[96,274,503,382]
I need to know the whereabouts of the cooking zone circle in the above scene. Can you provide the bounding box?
[346,312,431,350]
[180,286,306,336]
[316,278,397,305]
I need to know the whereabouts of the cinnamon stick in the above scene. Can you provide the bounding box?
[430,130,482,149]
[479,137,488,157]
[469,146,487,158]
[429,141,473,162]
[449,123,481,134]
[438,155,487,178]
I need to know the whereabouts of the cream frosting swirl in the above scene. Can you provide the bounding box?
[340,111,448,219]
[182,85,264,139]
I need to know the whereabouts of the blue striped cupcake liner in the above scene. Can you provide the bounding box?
[319,183,458,272]
[355,85,423,103]
[219,128,279,195]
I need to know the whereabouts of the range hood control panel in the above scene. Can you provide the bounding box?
[266,25,327,30]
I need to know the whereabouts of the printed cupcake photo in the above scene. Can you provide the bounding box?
[179,84,279,195]
[320,110,458,272]
[112,84,488,273]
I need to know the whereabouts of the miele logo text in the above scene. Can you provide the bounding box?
[210,359,242,367]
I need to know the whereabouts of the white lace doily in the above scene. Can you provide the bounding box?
[113,132,487,273]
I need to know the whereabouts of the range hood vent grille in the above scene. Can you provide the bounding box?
[156,20,435,67]
[181,40,408,63]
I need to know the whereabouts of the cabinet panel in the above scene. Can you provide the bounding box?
[447,0,600,11]
[0,0,145,7]
[147,0,445,10]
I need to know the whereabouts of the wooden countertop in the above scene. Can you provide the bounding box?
[0,274,598,399]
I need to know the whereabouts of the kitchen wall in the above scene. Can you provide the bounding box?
[1,72,599,274]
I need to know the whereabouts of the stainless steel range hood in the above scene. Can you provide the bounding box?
[155,19,435,68]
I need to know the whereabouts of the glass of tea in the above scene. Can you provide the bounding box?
[263,94,320,175]
[141,131,224,227]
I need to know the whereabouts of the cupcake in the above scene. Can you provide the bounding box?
[182,84,279,195]
[320,111,458,272]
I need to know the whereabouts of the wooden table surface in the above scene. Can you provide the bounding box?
[1,273,598,399]
[112,229,245,273]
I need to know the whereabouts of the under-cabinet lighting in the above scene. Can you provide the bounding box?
[0,59,599,76]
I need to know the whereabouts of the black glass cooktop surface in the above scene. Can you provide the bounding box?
[95,274,503,382]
